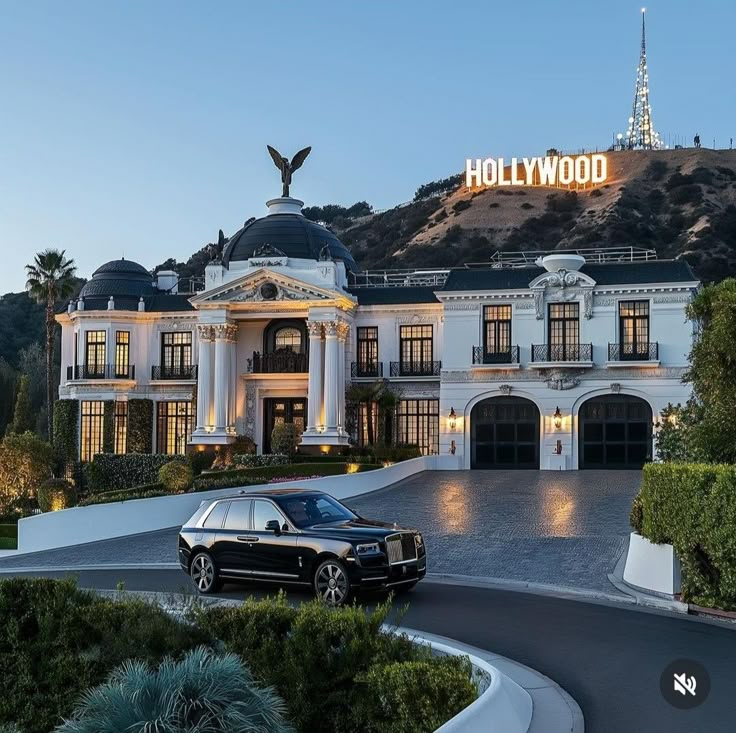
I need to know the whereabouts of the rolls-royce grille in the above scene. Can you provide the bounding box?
[385,533,417,564]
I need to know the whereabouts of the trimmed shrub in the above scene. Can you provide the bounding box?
[629,494,643,533]
[37,478,77,512]
[271,423,300,457]
[127,399,153,453]
[52,399,79,466]
[356,658,477,733]
[84,453,186,493]
[56,646,293,733]
[233,453,289,468]
[102,400,115,454]
[0,432,54,516]
[79,483,166,506]
[188,449,214,476]
[158,460,193,491]
[0,578,208,733]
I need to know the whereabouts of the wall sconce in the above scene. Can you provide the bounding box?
[448,407,457,430]
[553,406,562,430]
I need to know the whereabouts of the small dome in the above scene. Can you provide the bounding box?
[222,213,357,271]
[79,258,154,299]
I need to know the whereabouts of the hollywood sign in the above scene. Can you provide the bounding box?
[465,154,608,189]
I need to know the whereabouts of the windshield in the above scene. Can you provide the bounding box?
[278,494,357,528]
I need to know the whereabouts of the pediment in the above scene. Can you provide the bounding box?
[190,268,353,308]
[529,269,597,290]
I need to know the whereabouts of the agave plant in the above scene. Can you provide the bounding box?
[56,646,294,733]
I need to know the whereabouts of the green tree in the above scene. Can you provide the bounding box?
[684,279,736,462]
[25,249,77,443]
[0,358,16,437]
[0,431,54,516]
[346,380,401,446]
[9,374,33,435]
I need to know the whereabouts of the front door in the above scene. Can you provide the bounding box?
[263,398,306,453]
[248,499,300,581]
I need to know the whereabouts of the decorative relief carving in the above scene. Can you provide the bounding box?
[543,370,581,391]
[306,321,323,339]
[322,320,338,337]
[534,291,544,320]
[441,366,688,383]
[583,290,593,319]
[244,382,256,440]
[499,384,512,395]
[610,382,622,393]
[514,301,535,310]
[653,295,692,304]
[214,323,238,342]
[396,313,436,324]
[336,322,350,341]
[594,297,615,307]
[444,304,480,312]
[196,325,215,341]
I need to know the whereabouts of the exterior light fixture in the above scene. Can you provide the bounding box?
[448,407,457,430]
[553,406,562,430]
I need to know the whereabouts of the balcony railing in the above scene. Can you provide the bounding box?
[151,365,198,380]
[608,342,659,362]
[66,364,135,380]
[389,360,442,377]
[248,351,308,374]
[531,344,593,363]
[472,345,520,365]
[351,362,383,378]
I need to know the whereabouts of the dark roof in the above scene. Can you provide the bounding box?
[346,286,440,305]
[79,258,155,299]
[442,259,697,291]
[223,213,357,272]
[77,294,194,313]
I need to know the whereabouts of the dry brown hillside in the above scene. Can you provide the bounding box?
[335,149,736,282]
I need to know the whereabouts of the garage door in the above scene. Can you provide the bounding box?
[579,395,652,469]
[471,397,540,469]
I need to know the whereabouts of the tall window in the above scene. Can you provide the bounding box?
[396,399,439,455]
[548,303,579,361]
[357,327,379,376]
[274,327,302,353]
[115,331,130,377]
[114,401,128,454]
[483,305,512,360]
[156,401,195,455]
[80,400,105,462]
[85,331,106,378]
[358,401,379,446]
[399,325,433,375]
[161,332,192,377]
[619,301,650,358]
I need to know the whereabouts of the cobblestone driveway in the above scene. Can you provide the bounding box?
[0,470,641,594]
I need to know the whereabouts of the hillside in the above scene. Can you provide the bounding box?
[333,148,736,282]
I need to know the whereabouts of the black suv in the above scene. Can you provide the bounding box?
[178,488,426,605]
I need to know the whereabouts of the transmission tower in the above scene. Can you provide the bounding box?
[626,8,661,150]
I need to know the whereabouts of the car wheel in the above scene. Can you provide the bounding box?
[190,552,221,594]
[314,558,351,607]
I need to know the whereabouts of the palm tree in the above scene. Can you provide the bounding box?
[25,249,77,442]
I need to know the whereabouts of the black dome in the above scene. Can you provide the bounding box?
[222,214,357,271]
[79,258,154,299]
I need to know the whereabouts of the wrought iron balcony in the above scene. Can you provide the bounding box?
[351,362,383,378]
[151,365,198,380]
[531,344,593,363]
[389,360,442,378]
[472,345,520,365]
[248,351,308,374]
[608,342,659,361]
[66,364,135,380]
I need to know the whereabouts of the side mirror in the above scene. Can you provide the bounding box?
[265,519,281,535]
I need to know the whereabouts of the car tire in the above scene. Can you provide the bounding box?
[190,552,222,594]
[313,558,351,607]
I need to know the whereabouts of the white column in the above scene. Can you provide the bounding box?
[305,322,324,432]
[214,323,237,431]
[323,321,339,431]
[336,322,349,433]
[195,326,214,432]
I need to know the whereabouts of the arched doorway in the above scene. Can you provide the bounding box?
[471,397,540,469]
[578,395,652,469]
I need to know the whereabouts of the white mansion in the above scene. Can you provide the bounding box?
[57,195,698,470]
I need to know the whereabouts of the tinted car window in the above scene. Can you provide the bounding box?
[203,501,229,529]
[279,495,356,528]
[223,500,252,531]
[253,500,287,531]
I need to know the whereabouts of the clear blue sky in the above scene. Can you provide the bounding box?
[1,0,733,293]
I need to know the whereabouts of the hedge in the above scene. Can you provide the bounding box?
[79,483,168,506]
[52,400,79,466]
[233,454,289,468]
[102,401,115,454]
[84,454,187,493]
[635,462,736,608]
[127,399,153,454]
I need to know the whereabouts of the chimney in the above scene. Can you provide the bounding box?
[155,270,179,293]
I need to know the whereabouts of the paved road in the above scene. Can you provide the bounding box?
[7,568,735,733]
[0,470,640,594]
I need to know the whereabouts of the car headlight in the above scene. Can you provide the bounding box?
[414,533,424,548]
[356,542,380,555]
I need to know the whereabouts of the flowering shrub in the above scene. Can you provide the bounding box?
[233,454,289,468]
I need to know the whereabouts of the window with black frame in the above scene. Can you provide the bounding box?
[483,305,512,362]
[156,401,195,455]
[80,400,104,462]
[356,327,379,376]
[115,331,130,377]
[619,300,650,359]
[396,399,439,455]
[84,331,106,378]
[161,332,192,378]
[114,401,128,454]
[399,325,433,376]
[548,303,580,361]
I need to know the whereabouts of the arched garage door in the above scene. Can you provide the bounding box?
[579,395,652,469]
[471,397,540,469]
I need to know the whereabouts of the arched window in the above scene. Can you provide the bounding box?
[274,327,302,353]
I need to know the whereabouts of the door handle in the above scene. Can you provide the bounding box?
[236,536,259,543]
